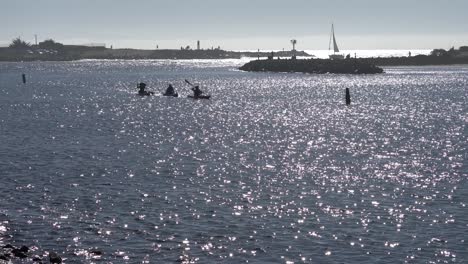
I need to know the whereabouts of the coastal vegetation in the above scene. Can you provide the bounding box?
[0,38,310,61]
[1,38,468,69]
[8,37,32,50]
[363,47,468,66]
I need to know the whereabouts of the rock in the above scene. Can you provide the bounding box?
[2,244,14,249]
[49,252,62,263]
[90,249,102,255]
[19,245,29,253]
[12,248,28,258]
[0,254,10,261]
[239,58,384,74]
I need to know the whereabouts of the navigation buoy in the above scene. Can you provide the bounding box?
[22,73,26,84]
[345,88,351,105]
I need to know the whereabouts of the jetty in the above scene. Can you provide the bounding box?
[239,58,384,74]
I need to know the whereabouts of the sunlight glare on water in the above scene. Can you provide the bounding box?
[0,60,466,263]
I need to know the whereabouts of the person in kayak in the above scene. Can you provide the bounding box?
[138,82,153,96]
[165,84,175,95]
[192,85,203,97]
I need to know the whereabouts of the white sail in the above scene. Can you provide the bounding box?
[328,24,344,60]
[332,24,340,53]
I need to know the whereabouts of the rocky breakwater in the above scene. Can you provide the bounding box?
[239,58,384,74]
[0,243,103,263]
[1,244,64,263]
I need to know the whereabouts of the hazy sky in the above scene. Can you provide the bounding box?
[1,0,467,50]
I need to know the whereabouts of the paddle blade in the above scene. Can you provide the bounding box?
[185,79,193,86]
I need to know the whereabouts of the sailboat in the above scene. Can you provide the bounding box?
[329,24,344,60]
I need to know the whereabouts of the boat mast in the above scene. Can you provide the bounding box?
[331,24,340,54]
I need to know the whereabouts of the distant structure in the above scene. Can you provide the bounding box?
[345,88,351,105]
[290,39,297,59]
[83,43,106,48]
[34,35,38,46]
[197,40,200,50]
[268,51,274,60]
[290,39,297,51]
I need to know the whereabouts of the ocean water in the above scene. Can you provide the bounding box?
[305,49,432,59]
[239,49,432,59]
[0,60,467,263]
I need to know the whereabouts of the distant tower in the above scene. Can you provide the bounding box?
[290,39,297,59]
[34,34,37,46]
[290,39,297,51]
[197,40,200,50]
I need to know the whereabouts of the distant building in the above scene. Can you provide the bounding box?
[197,40,200,50]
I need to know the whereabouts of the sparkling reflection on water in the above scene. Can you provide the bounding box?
[0,61,467,263]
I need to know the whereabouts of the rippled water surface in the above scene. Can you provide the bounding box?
[0,60,467,263]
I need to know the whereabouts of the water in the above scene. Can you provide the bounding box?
[239,49,432,59]
[306,49,431,59]
[0,60,467,263]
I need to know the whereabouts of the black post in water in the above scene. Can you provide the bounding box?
[345,88,351,105]
[22,74,26,84]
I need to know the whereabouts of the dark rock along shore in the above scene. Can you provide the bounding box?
[239,58,384,74]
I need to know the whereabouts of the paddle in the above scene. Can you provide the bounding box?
[185,79,211,99]
[185,79,195,87]
[185,79,199,94]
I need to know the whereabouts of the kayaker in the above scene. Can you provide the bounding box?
[192,85,203,97]
[138,82,153,96]
[138,82,147,95]
[165,84,175,95]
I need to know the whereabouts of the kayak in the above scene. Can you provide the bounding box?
[162,92,178,97]
[188,95,211,99]
[138,91,154,96]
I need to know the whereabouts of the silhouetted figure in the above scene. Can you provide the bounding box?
[346,54,351,59]
[192,85,203,97]
[165,84,175,95]
[408,51,412,57]
[268,51,274,60]
[138,82,154,96]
